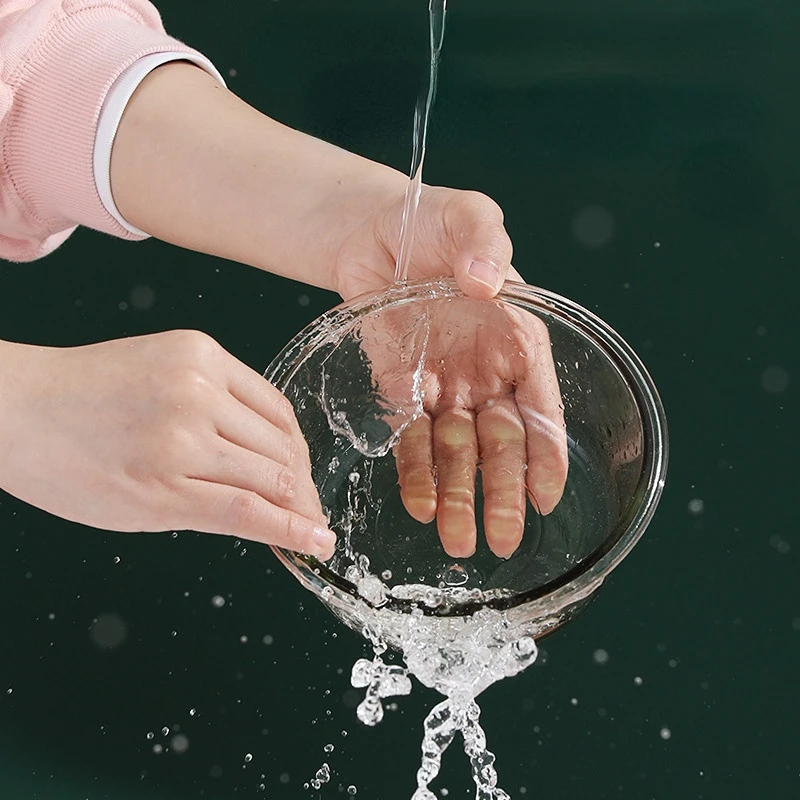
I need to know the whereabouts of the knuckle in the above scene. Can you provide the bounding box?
[461,190,504,223]
[282,434,303,466]
[272,392,298,428]
[227,491,263,532]
[170,365,214,405]
[269,465,297,503]
[171,329,222,363]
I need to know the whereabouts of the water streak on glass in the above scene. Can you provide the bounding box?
[394,0,448,283]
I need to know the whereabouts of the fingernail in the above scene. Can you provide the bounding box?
[467,260,500,290]
[312,526,337,559]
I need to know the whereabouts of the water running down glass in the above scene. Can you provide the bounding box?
[394,0,448,283]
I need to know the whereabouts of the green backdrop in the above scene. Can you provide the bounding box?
[1,0,798,798]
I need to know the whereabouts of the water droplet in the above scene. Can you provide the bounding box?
[688,498,704,515]
[660,727,672,740]
[592,648,610,665]
[571,205,616,249]
[211,595,225,608]
[89,613,128,650]
[761,365,789,393]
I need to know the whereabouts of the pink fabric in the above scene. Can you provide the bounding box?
[0,0,204,261]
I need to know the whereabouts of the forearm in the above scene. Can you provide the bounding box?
[110,62,406,291]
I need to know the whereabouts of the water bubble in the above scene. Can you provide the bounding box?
[244,753,253,763]
[439,563,468,587]
[381,570,393,581]
[161,726,169,736]
[769,535,791,554]
[211,595,225,608]
[323,744,334,753]
[89,613,128,650]
[688,498,704,515]
[571,205,616,249]
[592,648,610,665]
[189,708,197,716]
[312,763,331,787]
[129,284,155,311]
[146,732,154,740]
[660,727,672,740]
[761,365,789,393]
[347,786,358,795]
[113,556,120,564]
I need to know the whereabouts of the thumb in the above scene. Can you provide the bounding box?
[444,191,514,299]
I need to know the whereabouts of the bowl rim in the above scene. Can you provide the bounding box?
[266,278,668,618]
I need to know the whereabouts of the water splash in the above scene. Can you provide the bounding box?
[394,0,448,283]
[348,605,538,799]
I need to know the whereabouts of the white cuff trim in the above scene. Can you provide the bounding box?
[94,52,226,237]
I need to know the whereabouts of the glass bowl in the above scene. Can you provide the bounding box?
[264,278,667,644]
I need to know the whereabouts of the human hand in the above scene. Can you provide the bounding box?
[332,185,520,302]
[0,331,335,558]
[359,294,568,559]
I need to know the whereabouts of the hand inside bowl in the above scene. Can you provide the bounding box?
[361,290,569,559]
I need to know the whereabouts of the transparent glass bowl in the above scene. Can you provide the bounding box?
[265,279,667,642]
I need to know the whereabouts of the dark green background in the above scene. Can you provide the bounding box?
[1,0,798,797]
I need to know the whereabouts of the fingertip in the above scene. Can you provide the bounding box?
[464,260,502,298]
[310,526,337,561]
[402,493,438,525]
[527,482,565,516]
[441,538,477,559]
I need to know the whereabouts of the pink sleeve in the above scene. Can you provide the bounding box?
[0,0,208,262]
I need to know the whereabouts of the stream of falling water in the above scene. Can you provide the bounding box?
[336,4,537,796]
[348,596,539,800]
[393,0,448,283]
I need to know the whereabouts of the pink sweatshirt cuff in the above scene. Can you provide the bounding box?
[3,2,210,260]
